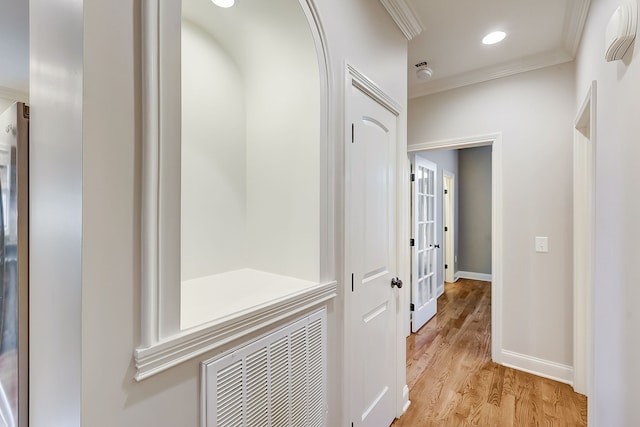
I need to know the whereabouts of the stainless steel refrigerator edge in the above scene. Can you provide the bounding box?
[0,102,28,427]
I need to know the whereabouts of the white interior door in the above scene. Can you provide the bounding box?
[443,173,455,284]
[411,156,437,333]
[348,83,397,427]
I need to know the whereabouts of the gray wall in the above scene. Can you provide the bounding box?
[458,146,492,275]
[415,150,458,294]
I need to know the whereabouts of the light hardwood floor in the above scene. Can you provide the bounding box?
[393,279,587,426]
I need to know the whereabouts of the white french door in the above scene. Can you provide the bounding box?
[411,156,437,333]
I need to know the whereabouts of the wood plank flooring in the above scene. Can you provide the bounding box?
[393,279,587,426]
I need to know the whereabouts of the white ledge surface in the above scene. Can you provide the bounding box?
[134,270,336,381]
[181,269,320,329]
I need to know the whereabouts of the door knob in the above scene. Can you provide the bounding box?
[391,277,403,289]
[434,244,440,248]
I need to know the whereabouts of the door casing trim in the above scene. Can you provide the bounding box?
[407,133,503,364]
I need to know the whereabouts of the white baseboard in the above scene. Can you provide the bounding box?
[437,283,444,297]
[456,271,492,282]
[501,350,573,385]
[401,384,411,414]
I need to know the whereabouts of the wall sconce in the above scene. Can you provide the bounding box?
[605,0,637,61]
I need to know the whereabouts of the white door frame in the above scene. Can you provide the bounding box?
[573,81,596,402]
[344,64,410,423]
[443,170,455,285]
[407,133,503,363]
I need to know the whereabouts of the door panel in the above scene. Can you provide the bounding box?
[349,85,397,427]
[412,157,437,333]
[444,174,455,284]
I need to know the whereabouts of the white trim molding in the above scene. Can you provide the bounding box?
[502,350,574,385]
[562,0,592,57]
[456,271,492,282]
[347,65,402,114]
[401,385,411,414]
[408,132,504,365]
[573,80,596,397]
[379,0,424,40]
[409,48,573,99]
[135,282,337,380]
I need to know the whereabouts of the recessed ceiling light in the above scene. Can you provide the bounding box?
[211,0,235,7]
[482,31,506,45]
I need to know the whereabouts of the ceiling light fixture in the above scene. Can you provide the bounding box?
[415,61,433,80]
[482,31,506,45]
[211,0,235,7]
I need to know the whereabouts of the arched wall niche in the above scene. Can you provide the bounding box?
[135,0,336,380]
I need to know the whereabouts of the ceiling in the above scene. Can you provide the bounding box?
[0,0,29,99]
[0,0,591,102]
[383,0,591,98]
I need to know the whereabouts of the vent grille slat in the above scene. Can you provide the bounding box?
[269,336,291,426]
[203,310,327,427]
[290,328,309,427]
[216,361,243,427]
[246,348,269,426]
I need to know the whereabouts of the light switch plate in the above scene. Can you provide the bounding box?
[535,236,549,253]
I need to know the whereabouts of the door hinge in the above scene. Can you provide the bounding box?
[410,238,415,247]
[444,189,448,194]
[351,123,354,143]
[410,173,415,182]
[445,226,448,232]
[351,273,354,292]
[410,303,415,311]
[445,264,448,269]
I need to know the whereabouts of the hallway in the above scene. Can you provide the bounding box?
[394,279,587,426]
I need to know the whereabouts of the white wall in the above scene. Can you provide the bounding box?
[181,20,246,281]
[575,1,640,424]
[0,98,15,114]
[243,0,320,282]
[181,0,320,283]
[30,0,83,424]
[30,0,407,426]
[409,63,575,371]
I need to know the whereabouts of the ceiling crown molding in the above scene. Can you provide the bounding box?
[409,48,573,99]
[380,0,424,40]
[562,0,592,57]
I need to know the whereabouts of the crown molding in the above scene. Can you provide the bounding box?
[380,0,424,40]
[562,0,592,57]
[408,48,573,99]
[0,86,28,103]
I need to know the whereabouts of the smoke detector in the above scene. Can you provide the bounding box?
[415,61,433,80]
